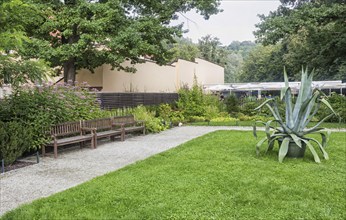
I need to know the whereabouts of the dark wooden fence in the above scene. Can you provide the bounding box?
[96,92,179,109]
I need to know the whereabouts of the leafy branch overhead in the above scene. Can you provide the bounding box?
[17,0,222,83]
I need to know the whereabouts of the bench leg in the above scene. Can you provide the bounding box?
[143,128,146,135]
[110,136,115,142]
[54,143,58,159]
[42,146,46,157]
[80,141,85,148]
[121,130,125,141]
[93,137,97,149]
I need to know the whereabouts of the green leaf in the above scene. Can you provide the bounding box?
[254,98,274,111]
[278,137,290,163]
[289,133,302,148]
[256,137,268,156]
[302,139,321,163]
[307,137,329,160]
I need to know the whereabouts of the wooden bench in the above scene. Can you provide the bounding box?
[82,117,124,148]
[43,121,95,158]
[112,115,146,137]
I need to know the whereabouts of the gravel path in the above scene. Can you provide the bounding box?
[0,125,344,216]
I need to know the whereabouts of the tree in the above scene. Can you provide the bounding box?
[169,37,200,62]
[239,44,284,82]
[198,35,228,66]
[20,0,222,84]
[254,1,346,80]
[0,0,50,87]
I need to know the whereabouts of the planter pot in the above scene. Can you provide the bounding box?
[278,140,307,158]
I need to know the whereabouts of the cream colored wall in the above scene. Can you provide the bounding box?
[76,58,224,92]
[175,59,196,89]
[102,61,176,92]
[76,66,103,87]
[195,58,224,85]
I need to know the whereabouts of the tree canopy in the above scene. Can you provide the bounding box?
[253,0,346,80]
[18,0,221,83]
[0,0,50,87]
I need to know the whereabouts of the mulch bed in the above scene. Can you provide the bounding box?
[2,161,36,173]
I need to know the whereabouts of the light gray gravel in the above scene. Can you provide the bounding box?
[0,125,344,216]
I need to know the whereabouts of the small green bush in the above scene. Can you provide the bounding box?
[225,94,239,113]
[316,93,346,123]
[210,117,239,123]
[132,105,167,133]
[0,83,102,161]
[176,80,206,119]
[0,121,33,165]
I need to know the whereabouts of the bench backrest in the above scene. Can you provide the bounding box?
[51,121,82,137]
[83,118,112,130]
[112,115,136,124]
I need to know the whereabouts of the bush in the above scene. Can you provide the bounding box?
[0,121,33,165]
[132,105,168,133]
[176,80,206,119]
[0,83,102,151]
[316,93,346,123]
[210,117,239,123]
[225,94,239,113]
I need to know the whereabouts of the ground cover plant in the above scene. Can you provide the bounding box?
[2,131,345,219]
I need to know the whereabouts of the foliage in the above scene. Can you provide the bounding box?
[176,78,206,119]
[254,1,346,80]
[253,69,338,163]
[239,44,284,82]
[19,0,221,83]
[168,37,200,62]
[0,121,33,165]
[157,103,185,125]
[132,105,167,133]
[224,94,239,113]
[210,117,238,123]
[198,35,228,67]
[316,93,346,123]
[3,131,345,219]
[0,0,51,86]
[0,83,101,150]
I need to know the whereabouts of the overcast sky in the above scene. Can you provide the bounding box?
[172,0,281,45]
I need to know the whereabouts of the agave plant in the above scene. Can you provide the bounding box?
[253,68,338,163]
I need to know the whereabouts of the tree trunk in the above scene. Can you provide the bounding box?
[63,57,76,84]
[62,24,79,85]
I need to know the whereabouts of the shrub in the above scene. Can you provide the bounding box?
[316,93,346,123]
[210,117,239,123]
[176,79,206,119]
[0,121,33,165]
[0,83,101,151]
[132,105,167,133]
[225,94,239,113]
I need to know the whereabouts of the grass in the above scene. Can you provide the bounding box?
[2,131,346,220]
[191,120,346,129]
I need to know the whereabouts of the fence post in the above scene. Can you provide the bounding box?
[36,151,40,164]
[1,159,4,174]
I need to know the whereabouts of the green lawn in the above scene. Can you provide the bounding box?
[191,120,346,129]
[2,131,346,220]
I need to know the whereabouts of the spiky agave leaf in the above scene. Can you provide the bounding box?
[256,136,268,156]
[281,69,294,128]
[278,137,290,163]
[301,139,321,163]
[293,69,313,125]
[305,137,329,160]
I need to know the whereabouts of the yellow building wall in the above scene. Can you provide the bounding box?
[76,66,103,87]
[102,61,176,92]
[195,58,224,85]
[75,58,224,92]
